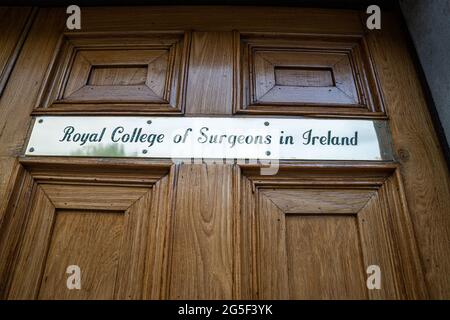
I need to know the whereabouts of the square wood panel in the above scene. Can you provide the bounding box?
[35,32,190,114]
[237,164,427,299]
[235,33,386,118]
[0,159,174,299]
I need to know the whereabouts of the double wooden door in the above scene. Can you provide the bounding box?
[0,6,449,299]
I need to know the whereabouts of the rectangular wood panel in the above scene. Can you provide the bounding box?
[1,159,173,300]
[88,65,148,86]
[38,210,125,299]
[239,165,428,300]
[235,32,385,117]
[274,67,334,87]
[257,191,367,299]
[285,215,367,299]
[35,32,189,114]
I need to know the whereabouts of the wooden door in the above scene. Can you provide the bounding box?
[0,6,449,300]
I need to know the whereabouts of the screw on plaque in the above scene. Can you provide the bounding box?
[147,120,152,124]
[266,151,271,156]
[29,147,35,152]
[264,121,270,126]
[38,119,43,123]
[142,149,148,154]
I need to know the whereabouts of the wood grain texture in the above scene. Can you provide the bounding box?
[0,160,174,299]
[253,51,358,104]
[0,166,35,298]
[0,8,65,157]
[112,189,153,300]
[274,67,334,87]
[36,32,189,114]
[239,164,428,299]
[88,65,148,86]
[236,33,385,118]
[7,186,55,299]
[38,210,125,300]
[7,183,156,300]
[365,12,450,298]
[142,168,176,299]
[41,184,149,211]
[0,7,40,242]
[285,215,367,299]
[260,189,376,214]
[0,158,19,224]
[186,32,233,115]
[168,164,233,299]
[0,7,36,97]
[79,6,363,34]
[63,49,167,101]
[0,6,447,300]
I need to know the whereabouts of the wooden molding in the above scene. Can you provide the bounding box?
[33,31,191,115]
[0,8,37,98]
[236,164,427,299]
[234,32,386,118]
[0,158,175,299]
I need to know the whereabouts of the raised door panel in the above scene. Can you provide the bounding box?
[235,33,385,118]
[38,209,126,299]
[238,166,428,300]
[257,189,368,299]
[0,159,174,300]
[8,184,151,299]
[35,32,190,115]
[284,215,366,299]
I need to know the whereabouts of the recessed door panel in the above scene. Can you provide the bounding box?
[39,209,125,299]
[285,215,366,299]
[2,162,173,300]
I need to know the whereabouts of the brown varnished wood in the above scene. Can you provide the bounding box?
[0,159,174,299]
[186,32,234,115]
[0,6,448,299]
[284,215,367,299]
[260,189,377,214]
[0,158,20,224]
[0,9,65,157]
[35,32,190,114]
[19,157,173,186]
[168,164,233,299]
[236,33,385,117]
[7,185,55,299]
[79,7,364,34]
[0,7,36,97]
[0,164,35,298]
[142,166,176,299]
[0,7,39,230]
[365,12,450,298]
[238,164,428,299]
[38,209,125,299]
[40,184,149,210]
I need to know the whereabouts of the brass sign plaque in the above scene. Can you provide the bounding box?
[25,116,393,161]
